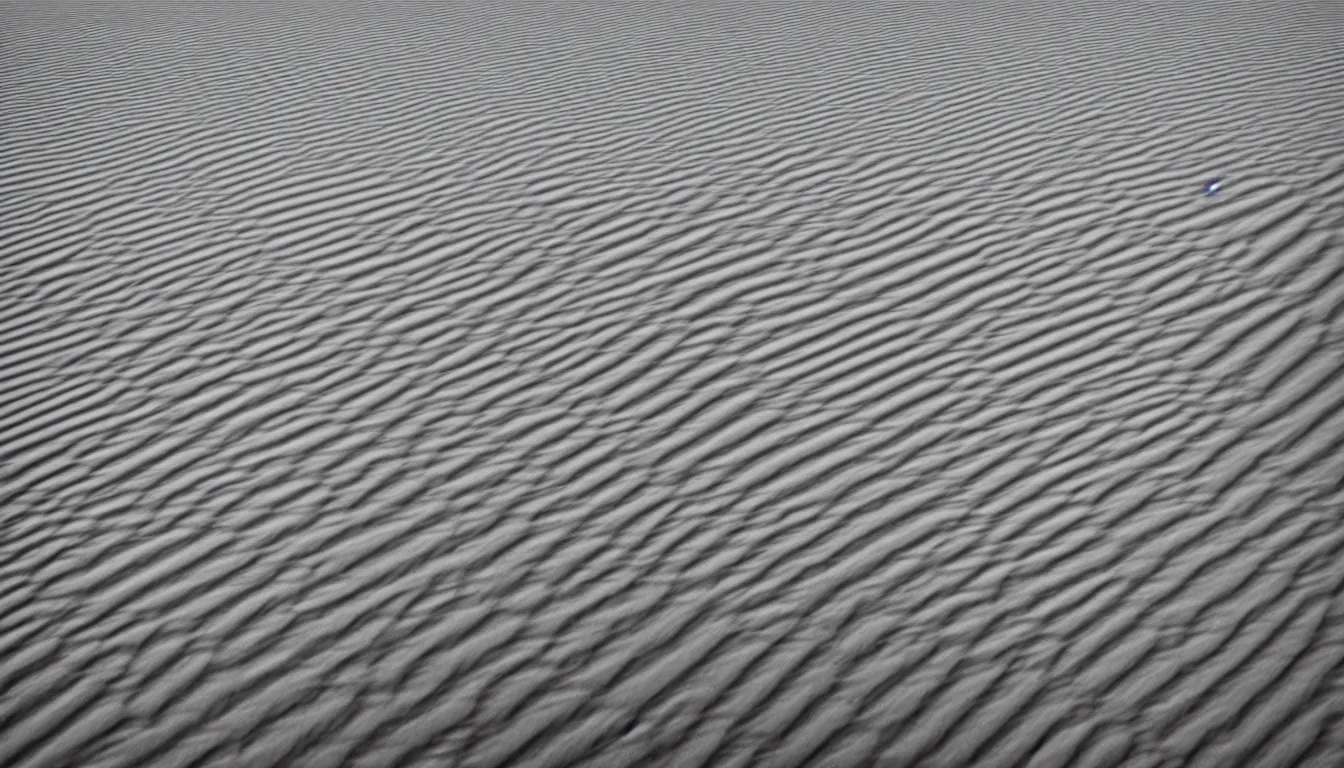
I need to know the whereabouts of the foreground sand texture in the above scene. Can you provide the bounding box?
[3,2,1344,766]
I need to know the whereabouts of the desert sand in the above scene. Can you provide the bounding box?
[2,2,1343,767]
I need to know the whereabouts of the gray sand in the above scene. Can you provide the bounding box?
[2,2,1343,766]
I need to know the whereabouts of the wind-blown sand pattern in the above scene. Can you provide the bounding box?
[3,2,1344,766]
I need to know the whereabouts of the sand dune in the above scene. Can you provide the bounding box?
[3,2,1343,766]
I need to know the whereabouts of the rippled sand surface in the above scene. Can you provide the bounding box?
[3,3,1344,766]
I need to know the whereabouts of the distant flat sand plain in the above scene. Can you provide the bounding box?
[3,2,1344,767]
